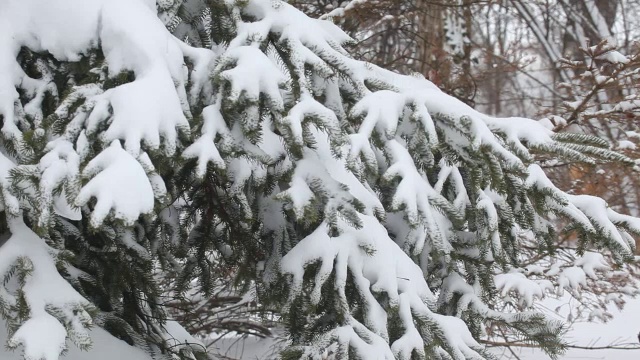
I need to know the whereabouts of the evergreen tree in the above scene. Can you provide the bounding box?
[0,1,639,360]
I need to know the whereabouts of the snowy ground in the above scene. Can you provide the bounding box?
[492,296,640,360]
[2,299,640,359]
[211,297,640,359]
[212,312,640,360]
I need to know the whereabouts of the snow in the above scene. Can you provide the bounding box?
[212,334,283,360]
[97,63,188,156]
[618,140,637,150]
[0,152,19,216]
[384,139,454,234]
[163,320,204,349]
[182,102,230,177]
[0,218,92,358]
[495,271,546,308]
[351,90,407,139]
[615,99,640,112]
[0,318,152,360]
[569,194,636,253]
[430,313,484,360]
[596,49,630,64]
[526,164,639,256]
[278,126,485,358]
[0,0,198,231]
[38,139,82,225]
[557,267,587,295]
[2,0,640,359]
[493,296,640,360]
[186,299,640,360]
[391,293,425,359]
[319,0,368,19]
[564,100,583,110]
[76,140,155,227]
[1,0,189,154]
[189,298,640,360]
[216,46,286,109]
[0,0,98,137]
[69,297,639,360]
[285,96,341,146]
[10,315,68,360]
[333,320,396,360]
[575,252,610,279]
[231,2,640,356]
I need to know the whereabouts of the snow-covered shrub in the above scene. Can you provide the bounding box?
[1,0,639,359]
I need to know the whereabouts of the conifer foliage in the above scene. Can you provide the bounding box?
[1,0,639,359]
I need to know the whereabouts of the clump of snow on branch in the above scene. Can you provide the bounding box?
[1,0,639,359]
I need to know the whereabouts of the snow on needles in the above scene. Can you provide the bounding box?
[76,140,155,227]
[0,0,192,358]
[2,219,92,360]
[1,0,640,359]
